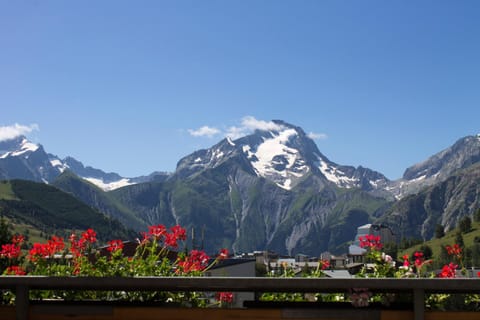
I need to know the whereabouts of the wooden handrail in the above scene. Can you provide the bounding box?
[0,276,479,293]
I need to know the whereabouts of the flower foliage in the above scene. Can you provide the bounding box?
[1,228,476,310]
[261,234,477,310]
[0,225,229,306]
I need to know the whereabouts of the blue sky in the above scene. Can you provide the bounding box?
[1,1,479,180]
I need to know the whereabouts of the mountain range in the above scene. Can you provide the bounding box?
[1,121,479,255]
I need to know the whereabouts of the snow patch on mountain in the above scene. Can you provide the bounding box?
[0,138,39,159]
[227,137,235,146]
[315,155,357,188]
[251,129,298,173]
[369,179,385,189]
[84,177,134,191]
[241,128,311,190]
[50,158,68,173]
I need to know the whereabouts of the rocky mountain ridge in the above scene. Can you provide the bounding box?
[1,122,479,255]
[0,136,168,191]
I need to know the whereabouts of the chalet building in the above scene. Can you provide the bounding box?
[206,258,256,308]
[353,223,396,246]
[348,223,396,260]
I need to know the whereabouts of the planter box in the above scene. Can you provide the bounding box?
[1,305,479,320]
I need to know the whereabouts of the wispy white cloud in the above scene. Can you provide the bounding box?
[188,126,221,138]
[241,116,284,132]
[189,116,327,142]
[0,123,39,142]
[308,132,328,140]
[226,116,285,139]
[224,126,247,140]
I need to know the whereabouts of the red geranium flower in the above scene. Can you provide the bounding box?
[0,243,22,259]
[414,251,424,267]
[164,232,179,248]
[12,234,25,245]
[170,225,186,241]
[438,263,457,278]
[148,224,167,240]
[320,259,330,270]
[81,229,97,244]
[402,254,410,267]
[218,248,229,260]
[47,236,65,256]
[28,243,49,262]
[5,265,26,275]
[107,239,124,252]
[359,234,383,250]
[216,291,234,304]
[0,234,24,259]
[177,250,210,273]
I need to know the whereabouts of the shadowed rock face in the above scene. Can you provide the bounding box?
[377,163,480,242]
[386,135,480,199]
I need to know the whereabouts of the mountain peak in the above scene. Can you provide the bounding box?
[271,119,305,131]
[176,120,389,192]
[0,135,40,159]
[402,134,480,181]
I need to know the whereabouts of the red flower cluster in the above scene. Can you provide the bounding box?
[148,224,166,240]
[216,291,234,304]
[0,234,24,259]
[218,248,229,260]
[402,254,410,267]
[107,239,124,252]
[1,243,21,259]
[320,259,330,270]
[145,224,187,248]
[69,229,97,257]
[446,244,462,258]
[413,251,424,268]
[177,249,210,273]
[82,229,97,244]
[170,225,187,241]
[438,262,458,278]
[28,236,65,262]
[5,265,26,275]
[359,234,383,250]
[2,225,230,283]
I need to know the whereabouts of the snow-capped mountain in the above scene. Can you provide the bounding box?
[0,136,39,159]
[0,135,167,191]
[2,125,478,199]
[176,120,390,193]
[387,134,480,198]
[0,136,60,183]
[2,122,480,255]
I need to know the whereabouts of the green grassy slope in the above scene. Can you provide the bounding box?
[0,179,136,243]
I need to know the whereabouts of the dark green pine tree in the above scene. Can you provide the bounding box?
[471,242,480,268]
[435,224,445,239]
[455,231,465,250]
[458,216,472,234]
[0,216,12,246]
[436,245,450,269]
[419,244,433,260]
[474,208,480,223]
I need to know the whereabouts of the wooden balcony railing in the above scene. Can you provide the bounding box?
[1,276,479,320]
